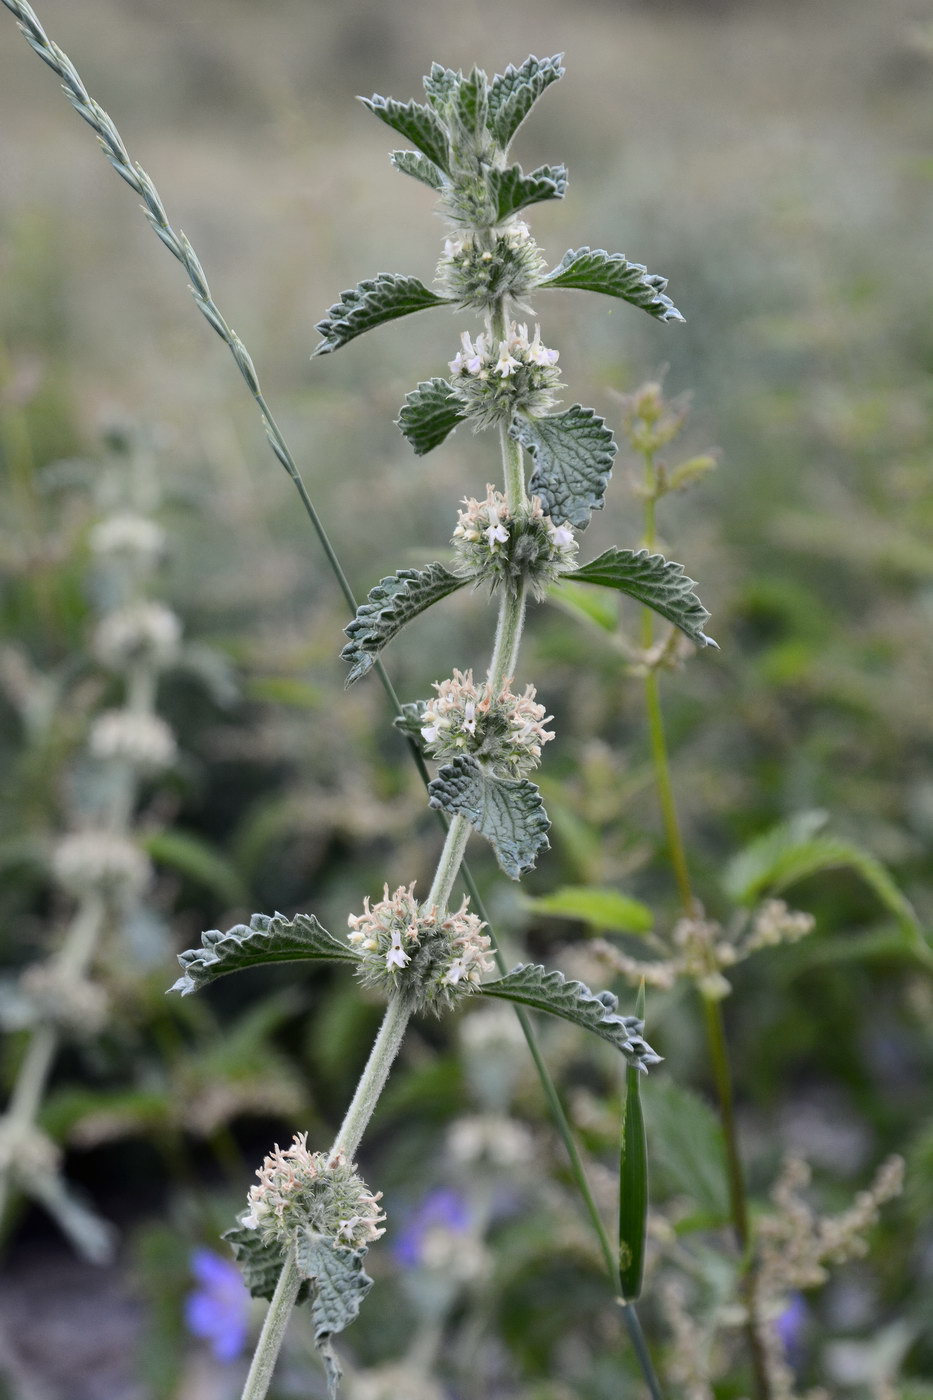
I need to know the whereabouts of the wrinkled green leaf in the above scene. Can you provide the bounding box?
[723,811,922,941]
[393,699,427,741]
[389,149,445,190]
[643,1080,729,1220]
[296,1231,374,1400]
[313,274,451,356]
[423,63,461,114]
[512,405,617,529]
[170,911,356,997]
[525,885,654,935]
[397,378,465,455]
[477,962,660,1068]
[489,162,568,222]
[224,1222,309,1304]
[341,564,469,686]
[540,246,684,323]
[359,94,450,173]
[487,54,565,149]
[427,755,550,879]
[453,66,488,142]
[619,1063,648,1300]
[564,548,716,647]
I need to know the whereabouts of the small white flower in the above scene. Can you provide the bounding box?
[527,324,560,367]
[385,930,410,970]
[494,339,522,378]
[484,497,509,548]
[420,724,439,743]
[463,700,477,734]
[550,523,575,549]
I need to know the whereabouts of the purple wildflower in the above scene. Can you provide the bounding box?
[393,1187,471,1269]
[185,1247,251,1362]
[775,1293,808,1369]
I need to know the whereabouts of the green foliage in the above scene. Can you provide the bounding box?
[359,94,450,174]
[427,755,550,879]
[512,405,617,529]
[144,828,249,906]
[397,377,465,455]
[341,564,469,685]
[487,54,565,149]
[388,149,445,190]
[224,1220,308,1303]
[313,274,451,355]
[723,811,923,941]
[488,162,568,221]
[295,1231,374,1400]
[170,911,356,996]
[525,884,654,935]
[539,247,684,322]
[565,547,716,647]
[618,1063,648,1300]
[476,963,658,1065]
[642,1080,729,1222]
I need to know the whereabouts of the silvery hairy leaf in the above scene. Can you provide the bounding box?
[341,564,469,686]
[397,378,465,455]
[389,149,446,190]
[313,274,452,355]
[564,548,716,647]
[223,1221,309,1304]
[539,246,684,323]
[476,962,661,1068]
[489,162,568,222]
[170,912,356,996]
[511,405,617,529]
[487,54,565,149]
[296,1231,374,1400]
[360,94,450,173]
[427,754,550,879]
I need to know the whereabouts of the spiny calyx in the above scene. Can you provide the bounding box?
[348,883,494,1013]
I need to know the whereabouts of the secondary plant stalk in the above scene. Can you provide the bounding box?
[639,454,770,1400]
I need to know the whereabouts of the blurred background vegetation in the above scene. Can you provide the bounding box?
[1,0,932,1396]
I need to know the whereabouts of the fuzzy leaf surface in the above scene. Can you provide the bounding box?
[453,66,488,142]
[512,405,617,529]
[423,63,460,113]
[360,95,450,173]
[313,275,451,356]
[341,565,469,686]
[427,755,550,879]
[540,247,684,323]
[170,911,355,996]
[397,378,465,455]
[489,163,568,222]
[488,54,565,148]
[296,1231,374,1400]
[224,1222,309,1304]
[564,548,716,647]
[477,962,652,1059]
[389,149,445,190]
[723,811,922,939]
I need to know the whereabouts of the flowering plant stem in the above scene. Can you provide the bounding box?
[639,449,770,1399]
[1,12,665,1391]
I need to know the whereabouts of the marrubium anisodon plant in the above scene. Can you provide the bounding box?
[0,10,725,1395]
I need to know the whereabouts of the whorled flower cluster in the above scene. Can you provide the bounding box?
[89,511,166,564]
[452,485,577,597]
[347,883,494,1013]
[242,1133,385,1252]
[435,221,545,311]
[93,601,181,670]
[449,321,562,428]
[419,668,554,778]
[19,961,109,1036]
[52,830,152,897]
[89,709,177,772]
